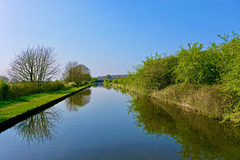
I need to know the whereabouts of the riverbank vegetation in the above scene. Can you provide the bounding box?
[0,45,92,102]
[0,84,91,123]
[0,45,94,124]
[110,32,240,124]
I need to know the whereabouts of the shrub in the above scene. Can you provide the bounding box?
[112,79,118,83]
[42,80,65,92]
[5,81,66,100]
[104,79,112,83]
[0,82,9,100]
[90,78,98,84]
[8,83,43,99]
[129,54,178,92]
[220,34,240,93]
[174,43,221,84]
[118,77,128,84]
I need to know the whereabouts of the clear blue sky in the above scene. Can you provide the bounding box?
[0,0,239,77]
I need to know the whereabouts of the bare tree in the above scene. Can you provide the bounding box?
[62,61,91,85]
[8,45,60,83]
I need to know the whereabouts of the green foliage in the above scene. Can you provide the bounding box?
[8,83,43,99]
[220,34,240,92]
[118,77,128,84]
[62,62,91,85]
[1,81,67,101]
[0,81,9,100]
[112,79,118,83]
[124,32,240,123]
[42,81,65,92]
[104,79,112,84]
[90,78,98,84]
[174,32,240,86]
[127,32,240,88]
[129,53,178,92]
[174,42,221,84]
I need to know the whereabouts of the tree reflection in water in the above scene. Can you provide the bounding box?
[14,108,62,145]
[128,96,240,160]
[65,89,91,112]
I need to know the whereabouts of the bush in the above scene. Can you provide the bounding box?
[129,54,178,92]
[174,43,221,84]
[118,77,128,84]
[112,79,118,83]
[8,83,43,99]
[174,33,240,86]
[220,35,240,93]
[42,80,65,92]
[90,78,98,84]
[0,82,9,100]
[4,81,66,100]
[104,79,112,84]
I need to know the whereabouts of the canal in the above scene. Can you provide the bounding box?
[0,86,240,160]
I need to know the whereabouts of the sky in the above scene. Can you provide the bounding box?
[0,0,239,77]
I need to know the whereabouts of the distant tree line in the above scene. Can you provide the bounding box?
[97,74,127,81]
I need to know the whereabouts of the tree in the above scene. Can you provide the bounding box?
[62,61,91,85]
[129,54,178,92]
[112,79,118,83]
[8,45,59,83]
[174,43,221,85]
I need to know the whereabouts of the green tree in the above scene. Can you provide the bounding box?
[62,61,91,85]
[129,53,178,92]
[112,79,118,83]
[174,42,221,84]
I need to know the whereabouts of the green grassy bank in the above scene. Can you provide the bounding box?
[0,84,91,124]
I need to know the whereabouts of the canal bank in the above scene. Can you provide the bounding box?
[0,84,92,132]
[108,83,240,125]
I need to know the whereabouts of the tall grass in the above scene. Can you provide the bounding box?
[0,81,66,101]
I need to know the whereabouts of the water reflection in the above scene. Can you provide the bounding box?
[65,89,91,111]
[128,96,240,160]
[14,108,62,145]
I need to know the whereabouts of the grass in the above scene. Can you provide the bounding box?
[0,84,91,123]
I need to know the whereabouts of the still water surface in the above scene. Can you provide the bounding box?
[0,86,240,160]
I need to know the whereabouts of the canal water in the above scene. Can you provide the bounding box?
[0,86,240,160]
